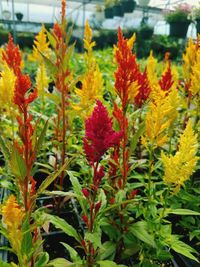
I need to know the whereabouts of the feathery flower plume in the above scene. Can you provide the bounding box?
[84,100,122,164]
[2,34,22,74]
[183,37,199,84]
[31,24,50,61]
[1,195,24,252]
[114,28,140,108]
[146,51,158,89]
[135,69,151,107]
[35,63,49,96]
[14,70,37,111]
[142,88,180,148]
[0,66,16,109]
[73,21,103,118]
[161,120,198,192]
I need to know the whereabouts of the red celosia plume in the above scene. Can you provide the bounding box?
[2,34,22,74]
[114,28,140,109]
[159,62,174,91]
[135,69,151,107]
[84,100,122,164]
[14,70,37,111]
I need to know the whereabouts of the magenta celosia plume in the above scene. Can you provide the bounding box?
[84,100,122,164]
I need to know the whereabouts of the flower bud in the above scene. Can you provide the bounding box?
[82,188,89,199]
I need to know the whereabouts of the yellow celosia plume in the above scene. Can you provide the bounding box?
[35,63,49,97]
[146,51,158,89]
[84,20,96,61]
[189,50,200,97]
[142,88,180,148]
[30,24,50,62]
[73,21,103,118]
[73,66,103,118]
[183,37,198,84]
[1,195,24,253]
[161,120,198,193]
[0,66,16,109]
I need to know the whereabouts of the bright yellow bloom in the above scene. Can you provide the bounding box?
[183,37,198,83]
[84,20,96,61]
[0,66,16,108]
[189,50,200,97]
[161,120,198,192]
[35,63,49,97]
[30,24,50,62]
[143,88,180,148]
[1,195,24,253]
[73,21,103,118]
[146,51,158,88]
[73,65,103,118]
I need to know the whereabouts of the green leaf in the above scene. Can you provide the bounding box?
[0,261,13,267]
[44,190,77,198]
[35,252,49,267]
[47,214,80,242]
[0,135,10,161]
[21,217,33,258]
[99,241,116,260]
[61,242,81,262]
[169,209,200,216]
[170,237,199,262]
[37,159,72,195]
[41,54,57,80]
[85,232,102,249]
[47,258,73,267]
[67,171,86,213]
[130,221,156,248]
[9,146,27,181]
[35,120,48,154]
[46,30,56,49]
[97,260,127,267]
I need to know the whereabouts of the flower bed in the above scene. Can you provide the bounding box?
[0,1,200,266]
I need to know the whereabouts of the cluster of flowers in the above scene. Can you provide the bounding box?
[0,1,199,266]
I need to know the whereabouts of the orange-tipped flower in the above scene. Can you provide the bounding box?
[2,34,22,74]
[114,28,140,109]
[14,70,37,111]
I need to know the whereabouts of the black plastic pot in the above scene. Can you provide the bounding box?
[169,21,190,38]
[15,12,23,21]
[139,26,154,39]
[113,4,124,17]
[121,0,136,13]
[104,7,114,19]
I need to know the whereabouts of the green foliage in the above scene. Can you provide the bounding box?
[10,146,27,181]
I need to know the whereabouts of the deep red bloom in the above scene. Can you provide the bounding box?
[159,63,174,91]
[14,71,37,110]
[84,100,122,164]
[135,69,151,107]
[115,28,140,109]
[2,34,22,74]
